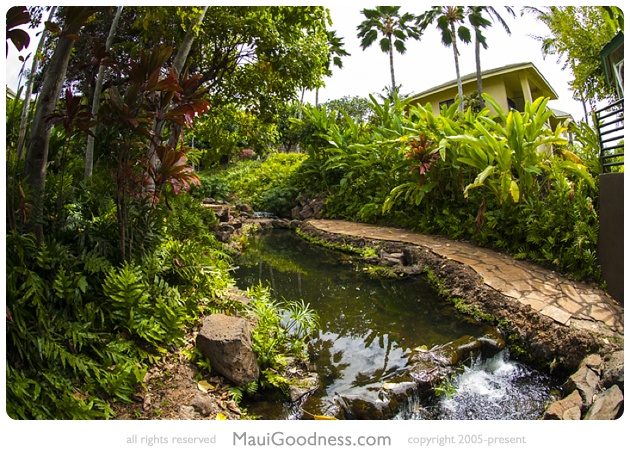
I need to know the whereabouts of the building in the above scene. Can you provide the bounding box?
[406,61,571,129]
[595,31,623,305]
[600,31,624,100]
[6,86,18,100]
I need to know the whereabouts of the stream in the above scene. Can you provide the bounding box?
[234,229,554,420]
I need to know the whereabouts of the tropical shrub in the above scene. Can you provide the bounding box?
[6,233,144,419]
[293,93,602,281]
[6,194,237,419]
[244,284,319,392]
[194,152,307,215]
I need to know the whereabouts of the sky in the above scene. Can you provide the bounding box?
[4,4,589,122]
[303,2,588,121]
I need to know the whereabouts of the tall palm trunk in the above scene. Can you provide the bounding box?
[474,25,484,108]
[388,35,396,94]
[450,22,464,110]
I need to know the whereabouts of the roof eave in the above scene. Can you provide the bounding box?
[408,62,559,102]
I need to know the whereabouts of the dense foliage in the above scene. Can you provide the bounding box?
[5,5,615,420]
[6,191,227,419]
[193,153,308,216]
[291,94,602,281]
[6,6,331,419]
[524,6,622,105]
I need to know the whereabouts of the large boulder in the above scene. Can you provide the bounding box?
[583,385,624,420]
[196,314,259,385]
[563,364,600,410]
[543,390,583,420]
[600,350,624,389]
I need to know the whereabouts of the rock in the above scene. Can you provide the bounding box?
[563,365,599,410]
[219,224,235,235]
[583,385,623,420]
[337,395,390,420]
[196,314,260,385]
[478,328,506,358]
[310,199,325,217]
[433,335,482,366]
[290,197,326,220]
[601,350,624,388]
[271,219,290,229]
[179,405,197,420]
[299,206,314,220]
[192,394,216,417]
[406,352,450,397]
[216,231,232,243]
[218,207,231,222]
[224,288,251,306]
[543,390,583,420]
[379,257,400,267]
[402,246,423,266]
[235,203,254,214]
[288,373,320,403]
[582,354,602,371]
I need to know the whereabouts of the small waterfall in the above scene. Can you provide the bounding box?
[400,350,554,420]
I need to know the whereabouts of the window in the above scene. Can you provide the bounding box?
[507,98,517,111]
[439,99,455,110]
[613,59,624,98]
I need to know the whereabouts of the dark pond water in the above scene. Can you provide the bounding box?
[233,229,553,420]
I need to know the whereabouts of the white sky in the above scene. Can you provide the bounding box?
[4,3,590,121]
[304,2,589,121]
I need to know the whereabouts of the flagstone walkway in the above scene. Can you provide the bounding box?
[306,219,624,337]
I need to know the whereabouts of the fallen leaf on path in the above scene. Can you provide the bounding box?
[197,380,215,393]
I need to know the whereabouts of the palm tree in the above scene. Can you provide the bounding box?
[417,7,472,110]
[467,6,515,109]
[357,6,419,96]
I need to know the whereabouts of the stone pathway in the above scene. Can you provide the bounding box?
[306,219,624,336]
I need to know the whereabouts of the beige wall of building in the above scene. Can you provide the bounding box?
[408,62,558,116]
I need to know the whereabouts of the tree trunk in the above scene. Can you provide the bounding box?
[85,6,123,179]
[388,35,396,95]
[450,22,464,110]
[172,6,208,76]
[147,6,209,181]
[474,25,484,109]
[16,7,57,162]
[24,9,93,242]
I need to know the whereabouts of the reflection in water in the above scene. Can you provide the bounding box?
[234,230,485,415]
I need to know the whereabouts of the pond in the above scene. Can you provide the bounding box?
[234,229,554,420]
